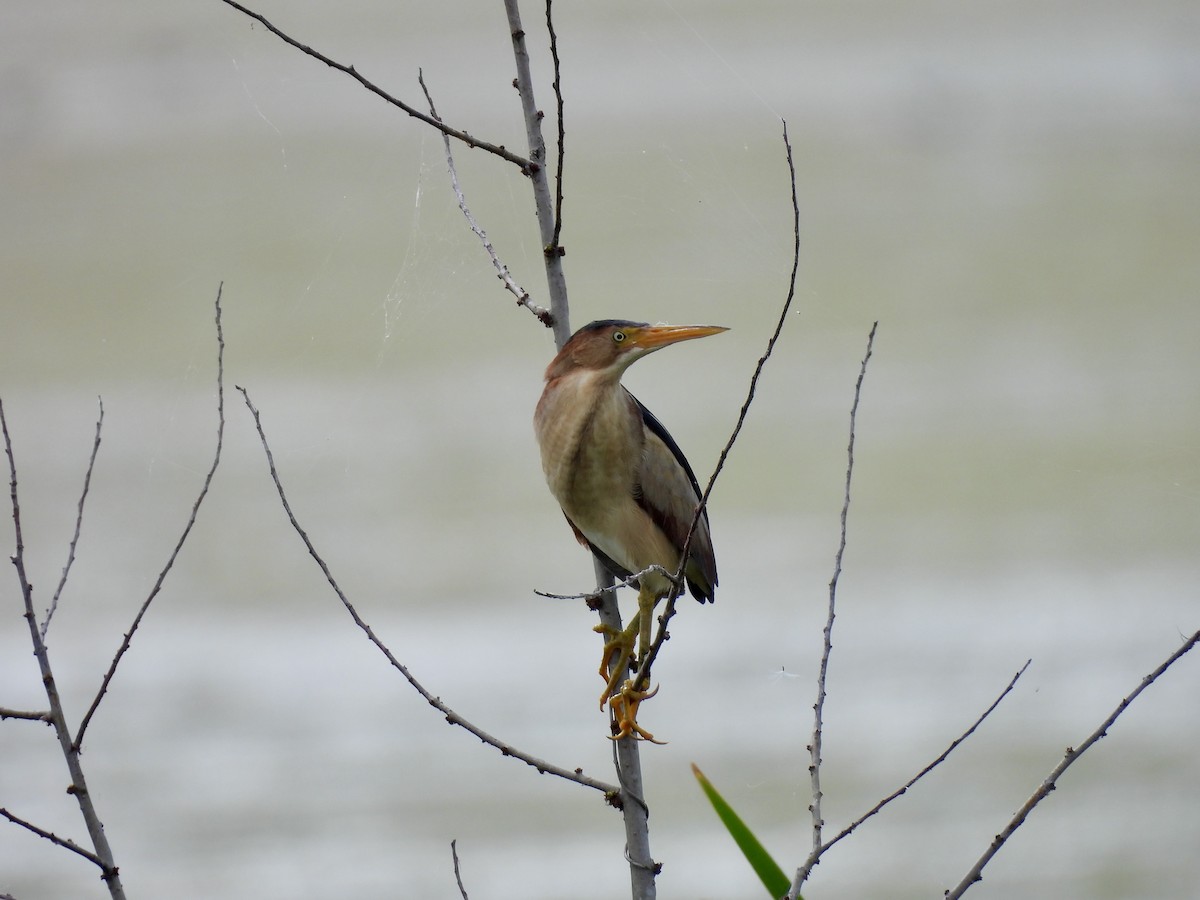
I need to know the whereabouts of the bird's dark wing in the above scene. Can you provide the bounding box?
[629,391,718,602]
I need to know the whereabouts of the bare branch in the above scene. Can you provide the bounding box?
[0,291,224,897]
[0,807,106,869]
[417,70,551,327]
[492,0,659,888]
[945,629,1200,899]
[2,400,126,897]
[633,118,803,692]
[504,0,570,347]
[805,320,877,858]
[450,840,471,900]
[0,707,52,723]
[217,0,536,173]
[791,660,1031,892]
[75,287,226,749]
[501,2,655,890]
[41,397,104,638]
[545,0,566,251]
[236,385,618,798]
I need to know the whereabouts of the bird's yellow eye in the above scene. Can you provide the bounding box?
[613,331,626,343]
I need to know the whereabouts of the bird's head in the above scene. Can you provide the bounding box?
[546,319,728,382]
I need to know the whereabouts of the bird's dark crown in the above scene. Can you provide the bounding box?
[574,319,649,337]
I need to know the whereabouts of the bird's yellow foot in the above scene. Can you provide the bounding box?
[609,679,664,743]
[594,608,665,742]
[593,617,640,709]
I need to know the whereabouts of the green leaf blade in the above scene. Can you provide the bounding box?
[692,763,795,899]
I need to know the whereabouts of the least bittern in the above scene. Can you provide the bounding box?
[534,320,725,740]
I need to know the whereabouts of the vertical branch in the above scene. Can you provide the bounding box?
[504,0,571,348]
[1,399,126,900]
[450,839,471,899]
[504,2,652,896]
[544,0,566,251]
[609,714,657,895]
[794,321,877,900]
[595,557,657,899]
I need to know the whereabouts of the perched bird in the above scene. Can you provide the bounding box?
[534,319,727,740]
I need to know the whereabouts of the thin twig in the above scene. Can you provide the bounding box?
[945,630,1200,899]
[805,321,877,859]
[75,287,226,750]
[41,397,104,638]
[791,660,1031,891]
[217,0,535,173]
[0,807,106,869]
[534,563,674,601]
[236,385,618,798]
[417,70,551,327]
[633,118,803,690]
[545,0,566,251]
[450,840,471,900]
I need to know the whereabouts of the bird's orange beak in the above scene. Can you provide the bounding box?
[629,324,729,350]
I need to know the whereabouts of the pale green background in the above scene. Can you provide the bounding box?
[1,2,1198,898]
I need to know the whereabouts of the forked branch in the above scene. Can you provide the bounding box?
[1,287,226,899]
[790,659,1030,894]
[2,403,125,898]
[75,288,227,749]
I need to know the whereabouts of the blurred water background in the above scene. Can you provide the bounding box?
[1,2,1198,898]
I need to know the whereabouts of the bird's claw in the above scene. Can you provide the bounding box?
[594,613,664,742]
[608,679,664,743]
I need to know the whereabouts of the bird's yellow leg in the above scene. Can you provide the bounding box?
[635,582,657,660]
